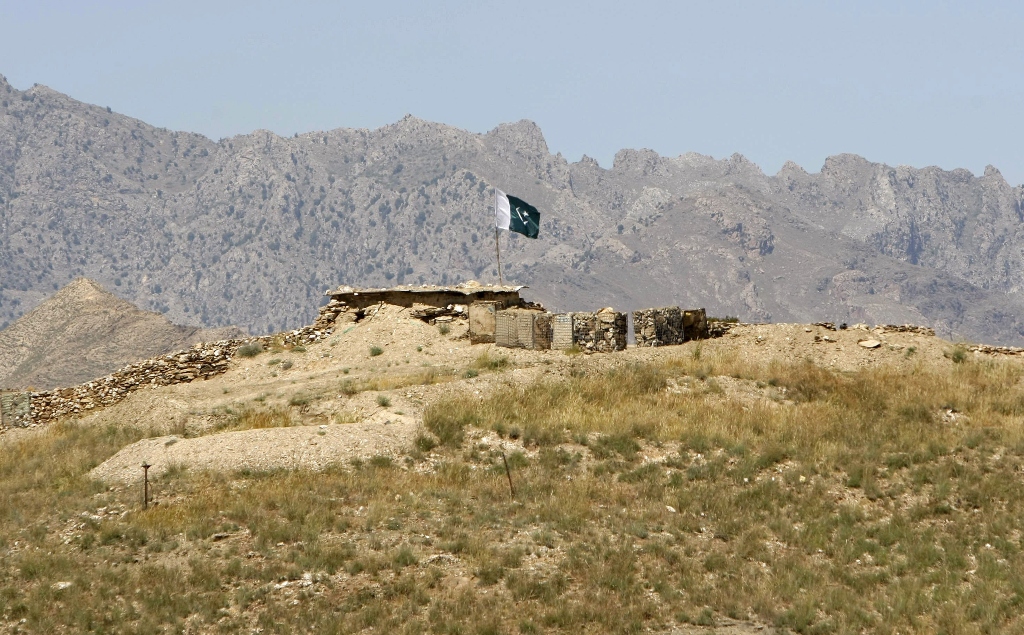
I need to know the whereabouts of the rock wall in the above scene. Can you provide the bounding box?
[2,301,350,431]
[548,310,628,352]
[634,307,684,347]
[1,392,31,428]
[635,307,708,346]
[594,309,628,352]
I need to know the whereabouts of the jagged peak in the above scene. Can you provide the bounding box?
[612,148,661,169]
[777,160,809,177]
[485,119,549,155]
[984,165,1003,179]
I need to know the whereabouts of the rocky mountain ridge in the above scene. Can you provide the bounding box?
[2,73,1024,343]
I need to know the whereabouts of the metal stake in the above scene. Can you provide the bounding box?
[142,462,151,509]
[501,451,515,501]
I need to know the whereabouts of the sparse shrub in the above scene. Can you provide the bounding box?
[945,346,968,364]
[340,379,357,396]
[472,351,510,370]
[391,545,417,568]
[288,394,311,407]
[424,403,478,447]
[268,358,282,366]
[464,368,479,378]
[236,342,264,357]
[370,345,384,357]
[376,395,391,408]
[292,345,306,353]
[280,360,293,370]
[438,323,451,335]
[414,433,438,452]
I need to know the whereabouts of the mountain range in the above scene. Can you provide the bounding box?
[2,73,1023,344]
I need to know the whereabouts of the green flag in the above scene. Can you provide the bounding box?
[495,188,540,238]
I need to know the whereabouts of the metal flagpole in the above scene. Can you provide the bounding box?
[494,228,503,286]
[494,188,504,286]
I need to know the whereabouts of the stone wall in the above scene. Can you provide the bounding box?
[634,307,708,346]
[593,309,627,352]
[549,309,627,352]
[634,307,684,347]
[1,392,31,428]
[2,300,350,431]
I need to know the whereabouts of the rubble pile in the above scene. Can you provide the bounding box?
[874,324,937,336]
[409,302,467,324]
[968,344,1024,356]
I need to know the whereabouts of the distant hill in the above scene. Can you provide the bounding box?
[2,73,1024,343]
[0,278,244,390]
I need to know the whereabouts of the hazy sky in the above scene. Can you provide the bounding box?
[2,1,1023,184]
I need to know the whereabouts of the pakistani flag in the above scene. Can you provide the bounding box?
[495,188,540,239]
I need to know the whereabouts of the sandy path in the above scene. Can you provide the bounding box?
[90,418,419,483]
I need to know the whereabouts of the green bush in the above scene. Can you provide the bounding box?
[376,395,391,408]
[236,342,264,358]
[370,346,384,357]
[945,346,968,364]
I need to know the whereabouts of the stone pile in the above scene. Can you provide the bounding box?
[409,302,467,324]
[968,344,1024,356]
[847,323,936,337]
[874,324,936,336]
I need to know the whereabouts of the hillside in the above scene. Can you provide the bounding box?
[3,305,1024,632]
[0,278,244,390]
[2,74,1024,343]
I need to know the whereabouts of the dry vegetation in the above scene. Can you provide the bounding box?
[4,345,1024,633]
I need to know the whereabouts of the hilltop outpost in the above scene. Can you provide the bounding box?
[1,282,709,430]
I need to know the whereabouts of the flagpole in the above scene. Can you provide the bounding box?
[494,187,504,286]
[494,227,503,286]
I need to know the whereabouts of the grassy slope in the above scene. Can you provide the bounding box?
[3,347,1024,633]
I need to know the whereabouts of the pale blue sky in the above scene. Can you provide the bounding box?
[2,1,1023,184]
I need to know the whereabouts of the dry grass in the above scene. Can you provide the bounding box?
[5,350,1024,633]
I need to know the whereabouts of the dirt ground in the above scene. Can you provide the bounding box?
[3,304,993,484]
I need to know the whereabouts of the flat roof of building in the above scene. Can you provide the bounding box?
[326,281,526,297]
